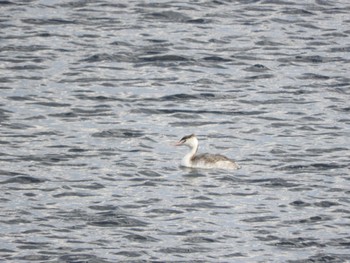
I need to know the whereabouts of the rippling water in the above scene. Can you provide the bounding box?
[1,0,350,262]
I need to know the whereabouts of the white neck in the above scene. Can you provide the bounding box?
[181,139,198,167]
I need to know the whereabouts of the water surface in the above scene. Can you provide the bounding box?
[0,0,349,262]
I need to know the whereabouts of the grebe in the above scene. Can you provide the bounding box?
[175,134,240,170]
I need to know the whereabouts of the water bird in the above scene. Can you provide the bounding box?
[175,134,240,170]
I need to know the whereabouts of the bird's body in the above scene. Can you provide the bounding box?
[176,134,240,170]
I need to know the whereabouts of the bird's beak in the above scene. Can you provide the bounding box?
[175,140,183,146]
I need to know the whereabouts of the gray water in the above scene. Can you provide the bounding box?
[1,0,350,262]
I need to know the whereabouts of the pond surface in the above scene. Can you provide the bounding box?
[0,0,349,262]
